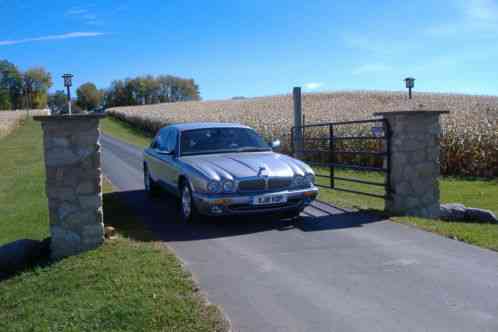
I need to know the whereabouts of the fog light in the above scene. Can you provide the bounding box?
[210,205,224,214]
[213,198,231,205]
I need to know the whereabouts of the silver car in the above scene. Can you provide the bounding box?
[143,122,318,222]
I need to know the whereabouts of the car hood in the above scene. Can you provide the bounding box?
[179,152,313,180]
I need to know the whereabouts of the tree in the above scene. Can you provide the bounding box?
[47,90,68,114]
[76,82,102,110]
[104,74,201,107]
[0,60,23,110]
[0,89,11,110]
[24,67,52,109]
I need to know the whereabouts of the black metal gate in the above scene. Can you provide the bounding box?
[291,119,392,199]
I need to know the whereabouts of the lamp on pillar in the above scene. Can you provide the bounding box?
[404,77,415,99]
[62,73,74,115]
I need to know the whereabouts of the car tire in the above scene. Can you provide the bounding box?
[179,181,200,223]
[144,165,160,197]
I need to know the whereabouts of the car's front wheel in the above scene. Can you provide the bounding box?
[179,181,200,223]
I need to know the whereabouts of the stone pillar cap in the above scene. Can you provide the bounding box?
[374,110,449,117]
[34,114,106,121]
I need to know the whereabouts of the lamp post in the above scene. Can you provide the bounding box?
[404,77,415,99]
[62,73,73,115]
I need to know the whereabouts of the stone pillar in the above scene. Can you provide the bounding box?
[34,114,106,259]
[374,111,449,218]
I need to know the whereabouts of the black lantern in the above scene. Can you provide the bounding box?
[62,73,74,114]
[404,77,415,99]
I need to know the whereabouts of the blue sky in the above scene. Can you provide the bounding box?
[1,0,497,99]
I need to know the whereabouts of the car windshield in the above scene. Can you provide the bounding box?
[180,127,271,156]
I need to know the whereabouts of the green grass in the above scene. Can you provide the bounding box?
[101,115,498,252]
[100,116,153,148]
[395,217,498,251]
[0,119,228,331]
[314,168,386,210]
[0,118,49,244]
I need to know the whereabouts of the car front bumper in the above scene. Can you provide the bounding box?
[192,186,319,216]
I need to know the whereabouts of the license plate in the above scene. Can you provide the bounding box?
[252,194,287,205]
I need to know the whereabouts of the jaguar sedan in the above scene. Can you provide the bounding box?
[143,123,318,222]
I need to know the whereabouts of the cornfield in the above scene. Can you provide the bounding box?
[0,110,49,139]
[107,91,498,177]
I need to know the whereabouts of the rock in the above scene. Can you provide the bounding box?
[465,208,498,223]
[440,203,466,221]
[0,239,49,274]
[440,204,497,223]
[105,226,116,239]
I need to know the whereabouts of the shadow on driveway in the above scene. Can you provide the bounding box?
[103,189,386,243]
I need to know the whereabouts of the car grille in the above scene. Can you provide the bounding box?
[237,177,292,192]
[268,177,292,190]
[238,179,266,192]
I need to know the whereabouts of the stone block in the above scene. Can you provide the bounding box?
[465,208,497,223]
[76,181,97,194]
[34,114,106,259]
[440,203,466,220]
[79,193,102,210]
[50,225,82,259]
[378,111,447,218]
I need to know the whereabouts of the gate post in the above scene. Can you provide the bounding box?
[34,114,106,259]
[293,87,303,158]
[374,110,449,218]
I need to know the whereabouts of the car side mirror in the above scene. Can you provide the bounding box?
[271,139,281,149]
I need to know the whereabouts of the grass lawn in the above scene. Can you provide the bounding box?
[0,117,49,244]
[101,115,498,252]
[0,118,228,331]
[100,116,154,147]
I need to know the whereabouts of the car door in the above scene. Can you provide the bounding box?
[163,128,180,194]
[146,133,165,183]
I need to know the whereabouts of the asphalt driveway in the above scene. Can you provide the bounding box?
[101,134,498,332]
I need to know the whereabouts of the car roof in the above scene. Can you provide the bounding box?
[165,122,251,132]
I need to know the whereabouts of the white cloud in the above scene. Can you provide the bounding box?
[303,82,323,90]
[352,64,391,75]
[0,32,105,46]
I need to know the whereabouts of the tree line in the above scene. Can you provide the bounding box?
[1,58,201,112]
[50,75,200,113]
[104,75,200,107]
[0,60,52,110]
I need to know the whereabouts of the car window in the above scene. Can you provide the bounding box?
[166,129,177,152]
[180,127,271,155]
[156,128,169,151]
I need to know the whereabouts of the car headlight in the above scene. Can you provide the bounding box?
[207,180,222,193]
[293,175,306,187]
[305,174,315,186]
[222,180,235,193]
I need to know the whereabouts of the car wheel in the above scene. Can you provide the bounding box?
[144,165,160,196]
[179,181,200,223]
